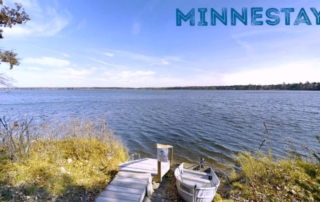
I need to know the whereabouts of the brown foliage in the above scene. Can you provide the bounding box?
[0,1,30,69]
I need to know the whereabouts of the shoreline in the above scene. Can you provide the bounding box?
[1,81,320,90]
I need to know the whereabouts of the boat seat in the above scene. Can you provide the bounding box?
[181,175,211,184]
[183,169,209,176]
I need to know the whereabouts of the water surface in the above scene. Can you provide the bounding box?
[1,90,319,168]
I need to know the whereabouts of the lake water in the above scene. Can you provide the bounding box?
[1,90,320,168]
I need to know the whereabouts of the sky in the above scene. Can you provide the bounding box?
[0,0,320,87]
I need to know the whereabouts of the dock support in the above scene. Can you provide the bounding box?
[157,161,162,182]
[155,143,173,182]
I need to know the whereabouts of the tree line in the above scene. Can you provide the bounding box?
[2,82,320,90]
[157,82,320,90]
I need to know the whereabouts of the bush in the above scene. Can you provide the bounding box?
[0,117,129,201]
[229,151,320,201]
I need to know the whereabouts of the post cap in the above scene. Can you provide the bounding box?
[156,143,173,149]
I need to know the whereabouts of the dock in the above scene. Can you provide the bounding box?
[95,144,173,202]
[119,158,170,178]
[95,170,152,202]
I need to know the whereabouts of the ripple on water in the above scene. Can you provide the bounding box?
[1,90,320,168]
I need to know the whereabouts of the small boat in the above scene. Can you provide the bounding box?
[174,163,220,202]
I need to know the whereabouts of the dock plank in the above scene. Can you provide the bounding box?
[119,167,158,175]
[95,158,171,202]
[106,185,144,195]
[117,171,152,181]
[120,163,157,170]
[119,158,170,177]
[118,158,157,166]
[96,196,137,202]
[111,180,146,190]
[113,176,148,185]
[119,158,170,168]
[99,190,141,200]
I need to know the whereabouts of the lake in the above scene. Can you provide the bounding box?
[1,90,319,168]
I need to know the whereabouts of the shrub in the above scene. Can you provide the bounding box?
[230,151,320,201]
[0,117,129,201]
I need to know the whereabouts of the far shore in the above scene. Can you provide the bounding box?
[1,82,320,91]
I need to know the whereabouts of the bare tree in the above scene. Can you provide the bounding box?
[0,72,13,86]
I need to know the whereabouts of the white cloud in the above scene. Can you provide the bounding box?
[27,67,43,71]
[3,26,31,36]
[4,0,42,14]
[103,70,155,81]
[87,57,126,69]
[221,61,320,85]
[96,70,191,87]
[123,70,155,77]
[104,52,114,57]
[29,44,70,57]
[1,65,94,87]
[23,57,70,67]
[103,49,185,65]
[58,68,91,80]
[2,0,71,37]
[231,28,291,39]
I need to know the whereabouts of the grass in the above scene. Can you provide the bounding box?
[0,117,129,201]
[227,151,320,201]
[215,125,320,201]
[2,116,319,201]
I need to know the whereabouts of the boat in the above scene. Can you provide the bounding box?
[174,163,220,202]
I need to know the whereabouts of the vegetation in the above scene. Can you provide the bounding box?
[313,136,320,163]
[151,81,320,90]
[0,117,128,201]
[0,0,30,87]
[0,72,13,87]
[3,81,320,90]
[1,116,319,202]
[214,124,320,201]
[225,140,320,201]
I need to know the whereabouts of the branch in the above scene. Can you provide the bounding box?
[0,2,30,68]
[0,72,14,87]
[0,50,19,69]
[0,3,30,29]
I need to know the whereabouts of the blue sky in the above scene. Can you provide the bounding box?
[1,0,320,87]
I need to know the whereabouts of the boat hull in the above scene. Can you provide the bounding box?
[174,163,219,202]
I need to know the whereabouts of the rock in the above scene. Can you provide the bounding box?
[14,181,26,189]
[143,197,151,202]
[290,190,297,195]
[147,182,153,196]
[60,167,67,173]
[153,181,160,190]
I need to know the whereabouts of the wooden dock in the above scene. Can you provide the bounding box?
[119,158,170,178]
[95,158,171,202]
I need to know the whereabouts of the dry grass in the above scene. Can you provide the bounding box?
[0,117,129,201]
[228,151,320,201]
